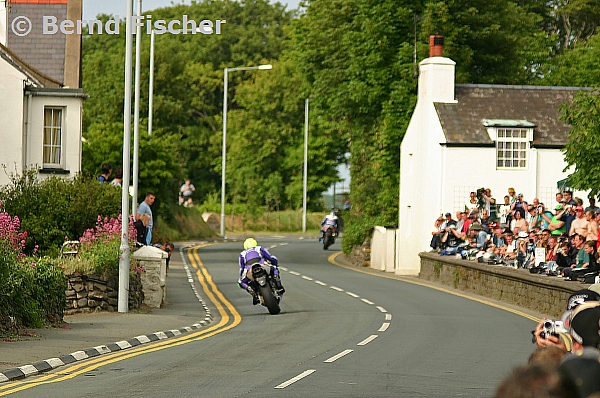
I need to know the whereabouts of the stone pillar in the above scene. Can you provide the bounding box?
[133,246,168,308]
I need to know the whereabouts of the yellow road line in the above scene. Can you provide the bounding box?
[328,252,541,323]
[0,244,241,396]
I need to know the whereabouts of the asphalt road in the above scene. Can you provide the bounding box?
[2,236,537,397]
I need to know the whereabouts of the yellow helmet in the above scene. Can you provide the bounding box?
[243,238,258,250]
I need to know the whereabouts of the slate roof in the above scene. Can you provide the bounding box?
[0,42,62,89]
[434,84,588,148]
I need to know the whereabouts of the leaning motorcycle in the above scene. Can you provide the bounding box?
[322,225,337,250]
[248,261,281,315]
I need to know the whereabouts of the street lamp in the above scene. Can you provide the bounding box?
[221,64,272,238]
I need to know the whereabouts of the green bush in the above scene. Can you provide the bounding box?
[0,242,66,331]
[341,212,390,254]
[0,168,121,256]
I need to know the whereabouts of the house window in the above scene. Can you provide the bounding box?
[43,107,63,167]
[496,128,529,169]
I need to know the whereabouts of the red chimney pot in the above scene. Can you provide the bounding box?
[429,35,444,57]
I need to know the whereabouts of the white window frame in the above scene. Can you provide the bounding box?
[43,107,64,168]
[495,128,532,170]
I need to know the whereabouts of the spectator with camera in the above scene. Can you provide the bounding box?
[440,212,456,230]
[556,237,577,272]
[439,224,466,256]
[548,204,567,236]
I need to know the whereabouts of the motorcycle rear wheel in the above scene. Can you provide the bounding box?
[258,284,281,315]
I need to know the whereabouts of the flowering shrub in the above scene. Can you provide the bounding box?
[0,205,66,331]
[76,215,137,275]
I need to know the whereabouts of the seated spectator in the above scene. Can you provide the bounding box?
[538,229,550,249]
[480,209,492,233]
[430,216,445,251]
[498,231,518,265]
[511,208,529,236]
[468,222,488,249]
[455,211,466,233]
[439,225,466,256]
[492,224,506,247]
[562,234,589,279]
[556,237,577,272]
[440,212,456,230]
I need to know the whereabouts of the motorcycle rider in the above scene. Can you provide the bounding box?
[238,238,285,305]
[320,209,339,242]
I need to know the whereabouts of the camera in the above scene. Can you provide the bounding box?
[541,320,568,339]
[476,188,486,208]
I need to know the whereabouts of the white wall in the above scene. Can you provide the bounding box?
[0,59,26,186]
[397,57,455,275]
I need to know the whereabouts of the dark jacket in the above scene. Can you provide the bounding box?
[134,220,147,246]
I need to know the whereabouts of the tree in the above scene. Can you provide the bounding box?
[561,89,600,193]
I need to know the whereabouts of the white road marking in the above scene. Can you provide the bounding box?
[378,323,390,332]
[315,280,327,286]
[274,369,317,389]
[324,349,354,363]
[346,292,359,298]
[385,314,392,321]
[376,306,387,313]
[302,275,313,281]
[330,286,344,292]
[279,243,289,246]
[357,335,378,346]
[280,266,289,271]
[361,298,375,305]
[289,271,301,276]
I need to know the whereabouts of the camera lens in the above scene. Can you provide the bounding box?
[543,321,553,328]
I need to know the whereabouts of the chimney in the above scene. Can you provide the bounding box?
[429,35,444,57]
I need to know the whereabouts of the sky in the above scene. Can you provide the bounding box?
[82,0,301,20]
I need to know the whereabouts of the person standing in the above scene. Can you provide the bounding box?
[98,163,112,183]
[110,168,123,187]
[179,179,196,207]
[136,192,155,246]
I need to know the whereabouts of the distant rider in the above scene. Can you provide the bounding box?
[320,210,339,242]
[238,238,285,305]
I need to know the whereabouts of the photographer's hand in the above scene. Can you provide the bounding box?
[533,319,565,349]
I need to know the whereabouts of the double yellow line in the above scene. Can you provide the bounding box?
[0,244,241,396]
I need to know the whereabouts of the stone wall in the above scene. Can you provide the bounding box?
[65,272,144,315]
[420,252,584,319]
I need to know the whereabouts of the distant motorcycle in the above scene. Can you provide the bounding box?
[248,261,281,315]
[321,225,337,250]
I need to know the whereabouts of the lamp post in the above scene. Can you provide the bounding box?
[221,64,272,238]
[302,98,308,233]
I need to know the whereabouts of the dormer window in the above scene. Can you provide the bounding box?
[483,120,535,170]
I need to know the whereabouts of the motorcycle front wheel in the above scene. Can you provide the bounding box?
[323,231,333,250]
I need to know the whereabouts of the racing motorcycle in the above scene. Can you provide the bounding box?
[321,225,338,250]
[248,261,282,315]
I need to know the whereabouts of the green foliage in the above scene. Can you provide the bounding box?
[0,243,66,331]
[0,168,121,256]
[561,89,600,193]
[341,212,390,255]
[541,33,600,87]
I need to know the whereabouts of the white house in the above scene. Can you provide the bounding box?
[0,43,85,186]
[396,37,585,275]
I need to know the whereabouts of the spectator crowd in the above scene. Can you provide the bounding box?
[430,187,600,283]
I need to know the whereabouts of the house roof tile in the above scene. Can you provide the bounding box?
[435,84,588,147]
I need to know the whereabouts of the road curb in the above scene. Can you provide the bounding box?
[0,246,213,384]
